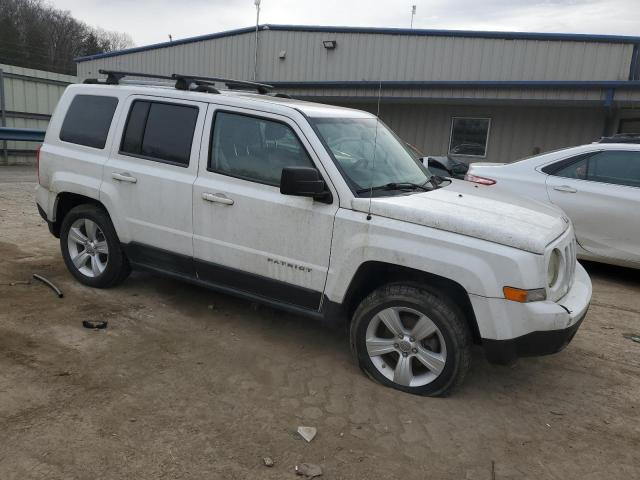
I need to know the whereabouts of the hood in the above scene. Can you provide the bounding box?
[351,180,568,254]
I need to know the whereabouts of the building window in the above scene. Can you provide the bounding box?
[448,117,491,157]
[618,118,640,134]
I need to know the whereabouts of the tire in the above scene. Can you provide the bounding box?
[60,204,130,288]
[350,283,472,397]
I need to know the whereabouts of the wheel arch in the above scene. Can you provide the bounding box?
[51,192,111,238]
[341,261,481,343]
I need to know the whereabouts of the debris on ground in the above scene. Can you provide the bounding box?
[8,280,31,286]
[295,463,322,478]
[82,320,108,330]
[550,410,565,416]
[623,333,640,344]
[32,273,63,298]
[262,457,274,467]
[297,426,317,443]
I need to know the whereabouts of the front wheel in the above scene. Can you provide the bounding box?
[60,204,130,288]
[350,283,472,396]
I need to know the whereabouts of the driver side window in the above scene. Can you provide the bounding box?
[209,111,314,186]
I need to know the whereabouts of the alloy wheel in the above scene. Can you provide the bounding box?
[365,306,447,387]
[66,218,109,278]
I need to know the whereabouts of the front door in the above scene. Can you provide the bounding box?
[192,107,338,311]
[102,96,207,273]
[545,149,640,265]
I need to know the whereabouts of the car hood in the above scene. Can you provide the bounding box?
[351,179,568,254]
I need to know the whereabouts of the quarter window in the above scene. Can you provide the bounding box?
[60,95,118,149]
[448,117,490,157]
[551,156,589,180]
[209,111,314,186]
[120,100,198,166]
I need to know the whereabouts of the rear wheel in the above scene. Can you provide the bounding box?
[350,283,471,396]
[60,205,130,288]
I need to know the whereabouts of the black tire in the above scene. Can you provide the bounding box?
[60,204,130,288]
[350,283,472,397]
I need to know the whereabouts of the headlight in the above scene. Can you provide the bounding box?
[547,249,561,288]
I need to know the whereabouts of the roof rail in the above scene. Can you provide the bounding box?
[597,133,640,144]
[84,70,274,95]
[171,74,274,94]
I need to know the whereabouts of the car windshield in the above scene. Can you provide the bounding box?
[310,116,431,196]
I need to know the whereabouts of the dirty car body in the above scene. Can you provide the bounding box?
[35,78,591,396]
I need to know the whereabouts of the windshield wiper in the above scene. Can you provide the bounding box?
[356,182,431,194]
[428,175,446,188]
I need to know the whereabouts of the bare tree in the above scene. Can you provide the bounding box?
[0,0,134,74]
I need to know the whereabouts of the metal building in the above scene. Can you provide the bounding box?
[0,63,76,164]
[75,25,640,164]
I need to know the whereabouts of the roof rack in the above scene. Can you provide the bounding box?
[597,133,640,144]
[84,70,275,95]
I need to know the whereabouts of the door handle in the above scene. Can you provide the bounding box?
[112,172,137,183]
[553,185,577,193]
[202,192,234,205]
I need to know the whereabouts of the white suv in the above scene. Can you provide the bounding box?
[35,71,592,396]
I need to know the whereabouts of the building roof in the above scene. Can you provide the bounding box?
[75,24,640,63]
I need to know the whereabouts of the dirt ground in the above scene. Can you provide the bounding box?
[1,166,639,480]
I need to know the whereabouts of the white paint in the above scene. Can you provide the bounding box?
[352,179,568,255]
[468,144,640,268]
[36,82,592,345]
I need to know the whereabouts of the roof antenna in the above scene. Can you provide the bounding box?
[366,79,383,221]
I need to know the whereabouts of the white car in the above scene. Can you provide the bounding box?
[466,139,640,269]
[35,70,591,396]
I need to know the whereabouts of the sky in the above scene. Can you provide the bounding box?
[51,0,640,47]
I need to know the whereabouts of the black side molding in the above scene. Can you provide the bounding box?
[121,242,331,317]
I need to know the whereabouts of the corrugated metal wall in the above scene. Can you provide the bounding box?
[77,33,255,80]
[77,29,635,84]
[72,28,634,164]
[0,63,76,165]
[257,31,633,82]
[342,102,606,164]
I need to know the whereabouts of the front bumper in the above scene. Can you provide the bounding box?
[482,307,588,364]
[470,262,592,365]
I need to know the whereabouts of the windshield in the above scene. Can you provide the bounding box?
[310,117,431,195]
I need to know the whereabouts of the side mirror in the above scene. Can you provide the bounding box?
[451,163,469,175]
[280,167,332,202]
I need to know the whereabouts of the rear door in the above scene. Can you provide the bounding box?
[545,150,640,264]
[102,96,207,274]
[192,106,339,311]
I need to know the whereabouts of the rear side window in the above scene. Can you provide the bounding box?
[588,151,640,187]
[543,151,640,187]
[59,95,118,149]
[120,100,199,166]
